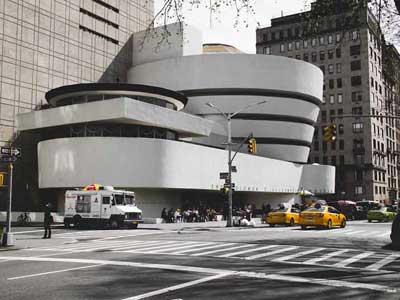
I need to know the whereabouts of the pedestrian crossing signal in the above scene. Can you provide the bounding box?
[248,137,257,154]
[323,124,337,142]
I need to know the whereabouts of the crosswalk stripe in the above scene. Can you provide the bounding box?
[344,230,365,235]
[332,252,374,268]
[173,243,237,255]
[123,241,181,253]
[60,239,152,251]
[303,249,350,264]
[112,241,163,251]
[145,242,212,254]
[273,248,325,262]
[365,254,400,271]
[217,245,277,258]
[245,246,299,260]
[191,244,253,257]
[78,240,159,252]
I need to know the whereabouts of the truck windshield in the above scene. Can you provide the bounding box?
[125,195,135,205]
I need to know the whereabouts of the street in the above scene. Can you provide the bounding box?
[0,220,399,299]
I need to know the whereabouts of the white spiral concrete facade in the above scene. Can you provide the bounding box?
[128,54,323,162]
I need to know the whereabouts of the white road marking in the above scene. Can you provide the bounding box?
[68,240,155,252]
[245,246,299,260]
[8,264,101,280]
[332,252,375,268]
[112,241,163,251]
[13,230,48,235]
[0,256,395,294]
[217,245,277,258]
[122,273,231,300]
[272,248,325,262]
[123,241,180,253]
[303,249,350,265]
[237,271,397,293]
[344,230,365,235]
[173,243,236,255]
[191,244,254,257]
[146,242,213,254]
[366,254,400,271]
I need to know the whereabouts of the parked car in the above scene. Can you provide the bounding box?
[328,200,357,220]
[299,204,346,230]
[354,205,368,220]
[356,200,381,211]
[266,205,300,227]
[368,206,397,222]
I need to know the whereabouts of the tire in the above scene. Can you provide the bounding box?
[326,219,332,230]
[17,216,23,226]
[368,219,371,223]
[340,219,346,228]
[25,217,31,224]
[289,218,295,227]
[269,223,275,227]
[301,225,307,230]
[110,219,120,229]
[64,220,71,228]
[129,224,138,229]
[73,215,82,228]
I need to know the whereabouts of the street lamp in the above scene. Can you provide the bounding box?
[206,100,267,227]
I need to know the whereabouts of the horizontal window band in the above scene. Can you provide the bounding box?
[79,25,119,45]
[93,0,119,13]
[231,113,315,126]
[80,8,119,29]
[232,137,311,147]
[180,88,321,106]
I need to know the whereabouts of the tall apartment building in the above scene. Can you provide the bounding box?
[0,0,153,146]
[256,0,400,202]
[0,0,153,209]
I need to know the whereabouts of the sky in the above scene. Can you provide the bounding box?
[154,0,309,53]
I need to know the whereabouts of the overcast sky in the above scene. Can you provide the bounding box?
[154,0,309,53]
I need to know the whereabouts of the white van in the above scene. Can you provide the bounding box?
[64,186,143,229]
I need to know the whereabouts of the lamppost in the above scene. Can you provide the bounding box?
[206,100,267,227]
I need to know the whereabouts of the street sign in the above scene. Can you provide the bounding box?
[224,183,235,188]
[231,166,237,172]
[0,147,21,157]
[0,156,17,163]
[219,172,229,179]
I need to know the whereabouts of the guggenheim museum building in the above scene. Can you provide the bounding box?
[16,23,335,218]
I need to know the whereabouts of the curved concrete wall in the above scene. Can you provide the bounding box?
[128,54,323,162]
[38,137,335,194]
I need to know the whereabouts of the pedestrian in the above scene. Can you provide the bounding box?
[43,203,52,239]
[161,208,168,223]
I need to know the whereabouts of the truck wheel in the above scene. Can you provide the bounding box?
[110,219,120,229]
[73,215,82,228]
[64,220,71,228]
[129,224,138,229]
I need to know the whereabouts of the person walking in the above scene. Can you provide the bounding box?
[43,203,52,239]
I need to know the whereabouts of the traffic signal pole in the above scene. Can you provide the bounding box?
[227,115,233,227]
[2,162,14,246]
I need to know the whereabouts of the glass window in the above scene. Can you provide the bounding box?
[336,48,341,58]
[263,46,271,55]
[336,33,341,42]
[337,93,343,103]
[351,60,361,71]
[339,124,344,134]
[328,35,333,44]
[76,195,91,213]
[337,78,342,88]
[352,30,359,40]
[353,122,364,133]
[304,40,308,48]
[295,41,300,49]
[328,49,334,59]
[351,76,362,86]
[311,52,317,62]
[303,53,309,61]
[336,63,342,73]
[320,51,325,60]
[328,64,334,74]
[329,95,335,104]
[350,45,361,56]
[280,44,285,52]
[352,91,362,102]
[329,79,334,89]
[102,197,110,205]
[319,36,325,45]
[288,42,292,51]
[339,140,344,150]
[312,38,317,47]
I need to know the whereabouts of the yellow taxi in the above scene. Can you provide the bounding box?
[299,204,346,230]
[266,205,300,227]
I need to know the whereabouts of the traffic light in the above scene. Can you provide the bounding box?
[220,187,229,194]
[0,172,5,186]
[323,124,337,142]
[248,137,257,154]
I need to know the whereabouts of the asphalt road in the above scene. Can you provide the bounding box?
[0,220,399,300]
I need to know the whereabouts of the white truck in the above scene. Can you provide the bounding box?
[64,186,143,229]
